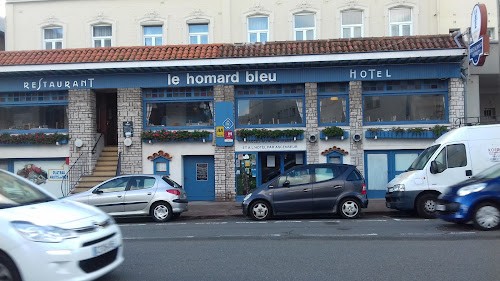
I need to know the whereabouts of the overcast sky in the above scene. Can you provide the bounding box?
[1,1,5,17]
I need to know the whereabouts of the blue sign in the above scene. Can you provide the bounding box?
[215,102,234,147]
[0,63,461,92]
[469,37,485,66]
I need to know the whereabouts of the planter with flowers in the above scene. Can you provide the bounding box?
[365,125,448,139]
[320,126,349,140]
[141,129,213,143]
[0,132,70,145]
[236,129,304,141]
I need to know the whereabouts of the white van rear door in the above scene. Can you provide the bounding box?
[427,142,472,192]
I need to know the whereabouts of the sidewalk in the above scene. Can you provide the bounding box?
[182,198,397,219]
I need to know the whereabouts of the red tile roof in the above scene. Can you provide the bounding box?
[0,35,463,66]
[321,146,349,156]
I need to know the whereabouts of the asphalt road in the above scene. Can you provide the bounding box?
[97,215,500,281]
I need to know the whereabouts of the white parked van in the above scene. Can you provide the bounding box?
[385,124,500,218]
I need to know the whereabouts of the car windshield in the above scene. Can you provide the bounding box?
[407,144,441,171]
[162,176,182,188]
[0,171,54,209]
[471,163,500,180]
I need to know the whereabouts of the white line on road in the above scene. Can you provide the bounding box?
[302,233,378,237]
[195,222,228,225]
[274,221,303,223]
[236,221,268,224]
[357,219,388,222]
[308,220,341,223]
[123,236,195,240]
[393,219,429,222]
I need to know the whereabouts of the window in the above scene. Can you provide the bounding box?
[129,177,156,191]
[144,87,214,129]
[363,80,447,124]
[347,170,363,181]
[235,85,305,127]
[389,7,412,36]
[278,168,311,187]
[93,25,112,47]
[325,151,343,164]
[189,24,209,44]
[43,27,63,49]
[294,13,315,40]
[341,10,363,38]
[0,92,68,132]
[434,144,467,172]
[487,28,496,40]
[144,26,163,46]
[98,178,129,193]
[318,83,348,125]
[315,167,339,182]
[248,16,269,42]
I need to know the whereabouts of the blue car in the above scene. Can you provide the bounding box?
[436,163,500,230]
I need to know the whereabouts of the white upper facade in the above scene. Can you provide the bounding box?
[4,0,499,51]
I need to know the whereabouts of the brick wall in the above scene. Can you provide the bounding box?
[117,88,143,175]
[305,82,319,164]
[349,81,364,174]
[449,78,465,128]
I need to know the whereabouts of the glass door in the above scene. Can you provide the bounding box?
[235,153,258,201]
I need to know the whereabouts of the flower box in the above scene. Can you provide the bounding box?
[236,134,304,142]
[319,131,349,140]
[365,130,438,139]
[143,133,213,143]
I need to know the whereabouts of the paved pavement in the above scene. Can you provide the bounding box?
[182,198,397,219]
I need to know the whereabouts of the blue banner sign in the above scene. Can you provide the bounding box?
[0,63,461,92]
[469,37,485,66]
[214,102,234,147]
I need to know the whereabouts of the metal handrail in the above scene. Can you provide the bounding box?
[92,134,103,154]
[116,152,122,177]
[60,152,89,197]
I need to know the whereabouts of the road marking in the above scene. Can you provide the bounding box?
[393,219,429,222]
[236,221,268,224]
[274,221,302,223]
[309,220,341,223]
[302,233,378,237]
[158,223,186,226]
[123,236,195,240]
[357,219,387,222]
[195,222,228,225]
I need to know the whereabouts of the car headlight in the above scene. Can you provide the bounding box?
[393,184,405,192]
[11,221,77,243]
[457,183,487,196]
[243,193,252,201]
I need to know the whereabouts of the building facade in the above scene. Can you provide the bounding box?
[0,36,466,201]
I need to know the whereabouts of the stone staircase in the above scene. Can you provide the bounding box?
[73,146,118,193]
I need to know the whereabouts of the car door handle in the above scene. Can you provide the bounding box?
[147,192,152,195]
[303,188,311,192]
[334,185,342,189]
[117,195,122,198]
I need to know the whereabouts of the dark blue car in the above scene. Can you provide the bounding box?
[436,163,500,230]
[242,164,368,220]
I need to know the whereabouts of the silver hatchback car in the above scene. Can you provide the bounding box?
[66,174,188,222]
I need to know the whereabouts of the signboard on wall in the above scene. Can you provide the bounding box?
[13,160,69,198]
[215,102,234,147]
[235,140,307,152]
[469,3,489,66]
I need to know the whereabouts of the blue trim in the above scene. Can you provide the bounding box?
[325,151,344,164]
[152,156,170,176]
[367,190,386,199]
[319,131,349,140]
[362,79,448,94]
[236,134,304,141]
[0,129,68,134]
[235,98,306,128]
[143,134,213,142]
[365,130,440,139]
[0,91,69,105]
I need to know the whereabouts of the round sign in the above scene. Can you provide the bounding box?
[471,4,487,43]
[74,139,83,148]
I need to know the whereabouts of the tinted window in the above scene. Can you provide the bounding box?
[162,176,182,188]
[129,177,156,191]
[447,144,467,168]
[98,178,129,193]
[347,170,362,181]
[278,168,311,187]
[314,167,340,183]
[434,148,447,172]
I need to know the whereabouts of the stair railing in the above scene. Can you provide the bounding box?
[116,152,122,177]
[60,152,90,197]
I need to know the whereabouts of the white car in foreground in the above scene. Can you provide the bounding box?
[0,169,124,281]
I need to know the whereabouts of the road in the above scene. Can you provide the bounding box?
[97,215,500,281]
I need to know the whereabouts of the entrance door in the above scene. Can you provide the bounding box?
[235,153,258,198]
[259,152,305,184]
[365,150,421,198]
[183,156,215,201]
[96,92,118,146]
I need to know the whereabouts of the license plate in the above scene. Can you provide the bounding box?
[436,204,446,211]
[92,239,116,257]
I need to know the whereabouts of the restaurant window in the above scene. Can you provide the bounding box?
[0,92,68,132]
[235,84,305,127]
[318,83,349,125]
[362,79,447,124]
[143,87,214,129]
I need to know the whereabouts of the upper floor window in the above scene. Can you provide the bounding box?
[341,10,363,38]
[43,27,63,50]
[144,26,163,46]
[93,25,112,47]
[389,7,412,36]
[318,83,349,125]
[294,13,315,40]
[248,16,268,43]
[189,24,209,44]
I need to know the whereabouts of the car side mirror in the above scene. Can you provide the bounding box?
[430,161,438,174]
[283,180,290,187]
[92,189,103,194]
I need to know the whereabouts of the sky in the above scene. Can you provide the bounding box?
[0,0,4,17]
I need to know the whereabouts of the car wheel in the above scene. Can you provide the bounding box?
[339,198,360,219]
[416,193,438,219]
[151,202,173,222]
[0,253,22,281]
[473,202,500,231]
[249,201,271,220]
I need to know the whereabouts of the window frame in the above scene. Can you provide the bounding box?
[325,151,344,164]
[143,25,163,46]
[362,80,449,125]
[43,27,63,50]
[317,83,349,126]
[0,91,69,133]
[293,13,316,41]
[188,23,209,44]
[152,157,170,176]
[143,87,214,130]
[92,24,113,47]
[247,16,269,43]
[235,84,306,128]
[340,9,363,38]
[389,7,412,36]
